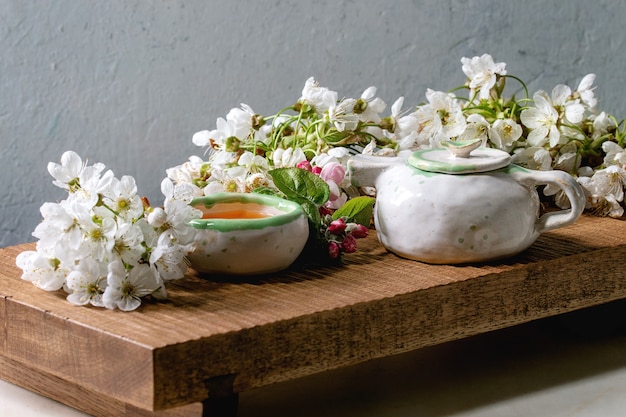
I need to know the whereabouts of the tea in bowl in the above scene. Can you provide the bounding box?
[187,193,309,275]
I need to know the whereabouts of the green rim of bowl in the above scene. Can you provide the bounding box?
[188,193,305,232]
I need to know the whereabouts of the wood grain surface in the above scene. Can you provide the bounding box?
[1,215,625,416]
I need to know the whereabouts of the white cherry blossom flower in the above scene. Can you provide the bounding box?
[415,89,466,147]
[543,183,573,209]
[511,147,553,171]
[245,172,271,191]
[32,201,81,256]
[226,104,256,135]
[597,194,624,217]
[602,141,626,168]
[163,199,201,243]
[149,232,193,281]
[490,118,523,150]
[591,165,626,202]
[111,221,146,266]
[102,175,144,221]
[238,151,270,174]
[461,54,506,100]
[458,114,490,145]
[395,131,419,151]
[157,180,201,242]
[311,147,352,168]
[16,250,68,291]
[579,167,626,217]
[576,74,598,109]
[328,98,358,132]
[204,166,247,194]
[354,86,386,123]
[66,258,107,307]
[544,144,582,208]
[382,97,419,142]
[161,177,197,205]
[72,204,117,262]
[592,112,616,139]
[520,90,561,147]
[273,147,307,168]
[64,166,114,210]
[47,150,93,191]
[20,150,202,311]
[166,156,207,185]
[361,139,397,156]
[553,142,581,173]
[103,261,161,311]
[195,107,254,153]
[551,84,585,124]
[299,77,338,115]
[456,114,521,151]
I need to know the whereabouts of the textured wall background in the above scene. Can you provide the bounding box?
[2,0,626,247]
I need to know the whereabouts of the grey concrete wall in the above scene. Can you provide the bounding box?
[2,0,625,247]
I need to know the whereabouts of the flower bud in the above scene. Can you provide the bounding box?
[349,224,368,238]
[252,114,265,130]
[147,207,167,228]
[318,206,333,217]
[379,116,396,133]
[297,160,313,171]
[327,241,340,259]
[341,234,358,253]
[224,136,241,152]
[319,161,345,184]
[328,218,347,235]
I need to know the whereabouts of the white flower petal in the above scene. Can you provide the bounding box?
[192,130,211,147]
[551,84,572,105]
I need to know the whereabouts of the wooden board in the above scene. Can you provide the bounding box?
[1,215,626,416]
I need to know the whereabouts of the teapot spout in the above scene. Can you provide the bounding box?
[347,150,410,189]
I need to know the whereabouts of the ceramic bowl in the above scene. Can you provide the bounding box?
[187,193,309,275]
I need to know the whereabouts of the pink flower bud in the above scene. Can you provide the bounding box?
[312,166,323,175]
[320,161,345,184]
[318,206,333,217]
[297,160,313,171]
[341,234,358,253]
[328,218,347,235]
[328,241,340,259]
[350,224,368,238]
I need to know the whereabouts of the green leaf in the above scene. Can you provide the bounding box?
[301,201,321,225]
[268,168,330,206]
[323,130,352,144]
[332,196,375,226]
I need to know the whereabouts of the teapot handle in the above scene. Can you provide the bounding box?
[511,167,586,234]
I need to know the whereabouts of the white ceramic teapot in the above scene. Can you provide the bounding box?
[348,142,586,264]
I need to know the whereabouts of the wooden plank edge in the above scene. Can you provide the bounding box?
[2,294,159,411]
[0,354,203,417]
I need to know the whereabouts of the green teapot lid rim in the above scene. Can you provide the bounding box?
[408,147,511,174]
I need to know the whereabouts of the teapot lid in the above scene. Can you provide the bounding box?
[408,144,511,174]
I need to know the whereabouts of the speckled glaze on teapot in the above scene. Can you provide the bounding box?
[348,143,586,264]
